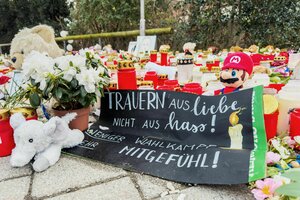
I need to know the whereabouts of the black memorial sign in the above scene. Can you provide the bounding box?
[64,86,267,184]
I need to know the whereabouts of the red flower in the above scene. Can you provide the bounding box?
[0,75,10,85]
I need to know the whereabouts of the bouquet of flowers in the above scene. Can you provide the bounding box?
[20,50,110,110]
[250,136,300,200]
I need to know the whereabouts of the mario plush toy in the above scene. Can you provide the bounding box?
[215,52,254,95]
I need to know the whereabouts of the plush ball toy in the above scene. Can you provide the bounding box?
[10,24,64,69]
[9,112,84,172]
[215,52,254,95]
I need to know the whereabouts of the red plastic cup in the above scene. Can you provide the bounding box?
[164,80,180,91]
[117,69,137,90]
[182,83,203,95]
[264,111,279,141]
[144,71,158,89]
[156,85,174,91]
[289,108,300,138]
[0,119,15,157]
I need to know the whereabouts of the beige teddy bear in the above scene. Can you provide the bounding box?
[10,24,64,69]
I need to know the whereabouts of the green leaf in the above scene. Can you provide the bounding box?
[275,183,300,197]
[280,168,300,182]
[80,86,87,97]
[55,88,63,99]
[78,97,86,106]
[29,93,41,108]
[71,79,78,88]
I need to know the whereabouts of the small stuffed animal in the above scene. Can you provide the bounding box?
[215,52,254,95]
[183,42,196,55]
[230,46,243,53]
[9,112,84,172]
[252,65,272,76]
[10,24,64,69]
[159,44,171,52]
[248,45,259,53]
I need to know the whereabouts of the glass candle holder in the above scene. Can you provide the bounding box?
[177,57,194,84]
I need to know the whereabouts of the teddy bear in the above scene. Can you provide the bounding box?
[10,24,64,69]
[9,112,84,172]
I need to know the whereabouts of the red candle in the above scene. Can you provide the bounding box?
[156,85,173,91]
[150,50,157,62]
[182,83,203,95]
[0,109,14,157]
[289,108,300,138]
[264,111,279,141]
[144,71,158,89]
[158,74,168,86]
[117,60,137,90]
[164,80,181,91]
[160,49,168,66]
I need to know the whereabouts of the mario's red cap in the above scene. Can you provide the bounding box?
[222,52,254,75]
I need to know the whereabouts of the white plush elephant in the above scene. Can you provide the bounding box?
[9,113,84,172]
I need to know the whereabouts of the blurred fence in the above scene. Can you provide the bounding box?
[0,27,172,54]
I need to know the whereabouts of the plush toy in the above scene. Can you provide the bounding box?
[252,65,272,76]
[10,24,64,69]
[183,42,196,55]
[230,46,243,53]
[159,44,171,52]
[215,52,254,95]
[248,45,259,53]
[9,113,84,172]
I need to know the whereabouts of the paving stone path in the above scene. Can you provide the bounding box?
[0,154,254,200]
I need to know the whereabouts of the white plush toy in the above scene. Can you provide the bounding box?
[9,113,84,172]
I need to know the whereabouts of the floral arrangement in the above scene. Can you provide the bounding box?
[250,136,300,200]
[20,50,110,110]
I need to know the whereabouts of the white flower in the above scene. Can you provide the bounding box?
[54,56,72,71]
[294,136,300,144]
[63,68,76,82]
[273,174,291,185]
[60,30,68,37]
[39,79,47,90]
[71,55,86,68]
[22,51,55,83]
[66,44,73,51]
[78,48,95,58]
[76,68,96,93]
[271,139,290,159]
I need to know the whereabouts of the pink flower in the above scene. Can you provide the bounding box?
[251,178,282,200]
[266,152,281,165]
[282,136,296,148]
